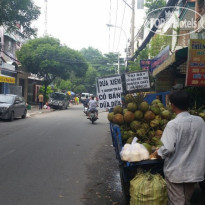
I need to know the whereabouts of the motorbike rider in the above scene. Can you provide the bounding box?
[87,96,98,119]
[83,95,89,107]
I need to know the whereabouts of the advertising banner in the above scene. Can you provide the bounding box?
[96,75,123,109]
[186,39,205,86]
[140,60,152,71]
[151,46,170,72]
[125,71,150,91]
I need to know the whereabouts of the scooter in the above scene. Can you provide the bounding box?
[89,110,98,124]
[83,105,89,116]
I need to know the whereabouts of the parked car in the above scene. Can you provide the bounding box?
[48,92,69,110]
[0,94,27,121]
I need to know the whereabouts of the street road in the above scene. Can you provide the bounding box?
[0,104,204,205]
[0,105,122,205]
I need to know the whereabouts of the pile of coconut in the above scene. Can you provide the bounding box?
[107,93,177,156]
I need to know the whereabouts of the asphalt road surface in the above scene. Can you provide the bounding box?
[0,104,204,205]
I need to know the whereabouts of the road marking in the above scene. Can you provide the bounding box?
[0,149,15,160]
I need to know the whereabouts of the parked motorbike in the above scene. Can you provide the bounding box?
[88,110,98,124]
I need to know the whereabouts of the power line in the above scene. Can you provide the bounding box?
[44,0,48,36]
[116,3,126,52]
[108,0,112,52]
[112,0,119,51]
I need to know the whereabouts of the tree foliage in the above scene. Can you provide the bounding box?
[80,47,123,76]
[149,34,172,58]
[145,0,166,15]
[0,0,41,37]
[16,36,88,101]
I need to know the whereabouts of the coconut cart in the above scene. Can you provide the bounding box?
[110,123,164,204]
[109,92,170,204]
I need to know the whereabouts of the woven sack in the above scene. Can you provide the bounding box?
[130,172,167,205]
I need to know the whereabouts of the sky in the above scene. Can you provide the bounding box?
[33,0,145,58]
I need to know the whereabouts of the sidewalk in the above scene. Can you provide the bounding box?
[27,105,54,117]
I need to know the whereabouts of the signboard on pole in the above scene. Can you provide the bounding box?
[186,39,205,86]
[96,75,123,109]
[125,70,150,91]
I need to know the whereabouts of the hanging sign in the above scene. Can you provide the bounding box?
[96,75,123,109]
[186,39,205,86]
[125,70,150,91]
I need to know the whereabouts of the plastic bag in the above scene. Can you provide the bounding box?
[120,137,149,162]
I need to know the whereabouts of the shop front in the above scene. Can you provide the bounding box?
[0,60,17,94]
[152,47,188,92]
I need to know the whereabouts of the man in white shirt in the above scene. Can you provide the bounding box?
[155,90,205,205]
[87,96,98,118]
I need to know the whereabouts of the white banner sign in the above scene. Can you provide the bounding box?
[125,71,150,91]
[97,75,123,108]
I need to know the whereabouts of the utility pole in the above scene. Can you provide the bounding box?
[130,0,135,57]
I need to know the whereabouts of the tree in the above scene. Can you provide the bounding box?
[0,0,41,37]
[127,46,149,71]
[59,80,72,92]
[16,36,88,102]
[80,47,120,76]
[39,86,53,102]
[149,34,171,58]
[74,85,86,94]
[84,66,98,94]
[145,0,166,16]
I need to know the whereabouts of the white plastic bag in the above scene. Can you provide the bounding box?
[120,137,149,162]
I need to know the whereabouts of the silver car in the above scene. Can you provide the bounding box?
[0,94,27,121]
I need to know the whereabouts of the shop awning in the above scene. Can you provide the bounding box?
[0,74,15,84]
[152,47,188,77]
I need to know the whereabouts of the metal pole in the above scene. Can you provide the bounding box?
[131,0,135,56]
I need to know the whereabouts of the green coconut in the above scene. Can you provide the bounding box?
[127,102,138,112]
[142,143,152,154]
[126,137,134,144]
[124,111,135,123]
[122,131,129,141]
[123,108,128,114]
[139,101,149,112]
[112,114,124,125]
[107,112,114,121]
[161,110,171,120]
[134,110,143,120]
[148,130,155,138]
[127,130,135,138]
[159,119,168,126]
[125,94,134,103]
[144,110,156,121]
[151,99,161,105]
[141,122,149,130]
[113,105,123,114]
[136,128,146,138]
[152,137,163,147]
[157,102,164,108]
[150,104,161,115]
[130,121,141,131]
[150,119,160,128]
